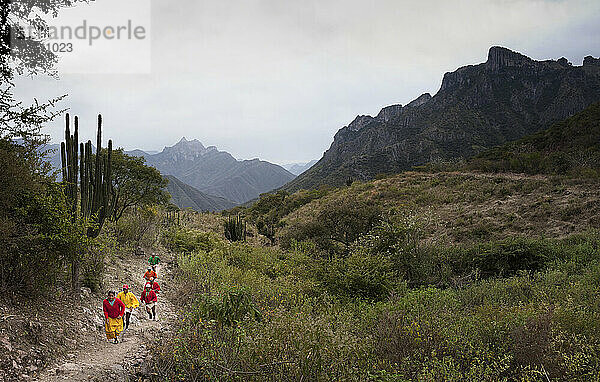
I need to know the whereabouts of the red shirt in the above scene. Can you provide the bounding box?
[151,281,161,294]
[141,289,157,303]
[103,298,125,319]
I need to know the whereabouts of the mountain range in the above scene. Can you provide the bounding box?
[284,46,600,191]
[164,175,236,212]
[282,160,318,175]
[129,138,295,204]
[43,138,294,210]
[467,101,600,175]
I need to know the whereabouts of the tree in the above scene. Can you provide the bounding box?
[0,131,88,295]
[1,0,87,82]
[0,0,87,296]
[281,193,381,254]
[110,149,170,222]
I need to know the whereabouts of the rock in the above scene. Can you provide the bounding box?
[486,46,534,72]
[57,362,82,373]
[93,315,104,328]
[111,364,124,372]
[285,46,600,191]
[80,287,92,297]
[0,336,11,352]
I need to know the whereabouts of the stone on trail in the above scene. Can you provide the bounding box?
[57,362,82,373]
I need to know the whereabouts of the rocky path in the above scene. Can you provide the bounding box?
[35,252,177,382]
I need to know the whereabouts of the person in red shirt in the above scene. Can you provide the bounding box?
[141,283,158,320]
[103,290,126,344]
[148,277,160,294]
[143,267,157,282]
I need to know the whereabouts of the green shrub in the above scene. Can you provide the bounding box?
[164,227,222,253]
[194,287,261,327]
[471,237,555,277]
[151,225,600,381]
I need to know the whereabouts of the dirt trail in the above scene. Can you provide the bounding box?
[35,252,177,382]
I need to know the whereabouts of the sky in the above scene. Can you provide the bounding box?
[14,0,600,165]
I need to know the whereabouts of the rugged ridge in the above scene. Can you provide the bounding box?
[283,160,318,175]
[285,46,600,191]
[132,139,295,204]
[164,175,236,212]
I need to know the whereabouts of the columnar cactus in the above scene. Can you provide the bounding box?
[224,215,247,242]
[60,113,114,238]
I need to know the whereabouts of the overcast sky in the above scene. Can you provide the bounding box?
[14,0,600,164]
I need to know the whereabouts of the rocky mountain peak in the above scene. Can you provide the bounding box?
[174,137,205,149]
[375,94,433,123]
[584,56,600,67]
[486,46,534,72]
[376,104,403,123]
[159,137,210,161]
[285,46,600,192]
[347,115,374,131]
[406,93,432,108]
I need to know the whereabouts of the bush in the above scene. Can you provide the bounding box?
[194,287,261,327]
[470,237,555,277]
[280,192,381,253]
[163,227,222,253]
[114,206,161,247]
[151,223,600,381]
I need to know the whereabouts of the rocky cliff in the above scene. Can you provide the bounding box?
[285,46,600,191]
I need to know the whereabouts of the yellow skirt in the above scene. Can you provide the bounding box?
[105,316,124,340]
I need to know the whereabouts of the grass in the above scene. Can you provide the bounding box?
[151,224,600,381]
[281,172,600,244]
[147,165,600,381]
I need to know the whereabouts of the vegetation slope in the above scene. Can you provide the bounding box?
[147,100,600,381]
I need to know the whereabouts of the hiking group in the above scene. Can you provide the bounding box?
[102,248,162,344]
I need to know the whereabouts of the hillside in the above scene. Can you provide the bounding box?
[132,138,295,204]
[165,175,236,212]
[468,102,600,175]
[285,47,600,191]
[152,172,600,381]
[277,172,600,245]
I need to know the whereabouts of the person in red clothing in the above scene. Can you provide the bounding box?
[141,283,158,320]
[103,290,126,344]
[143,267,157,282]
[148,277,160,294]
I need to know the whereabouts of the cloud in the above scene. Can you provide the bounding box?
[14,0,600,163]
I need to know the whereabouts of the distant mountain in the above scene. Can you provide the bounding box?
[468,102,600,175]
[130,138,295,204]
[43,143,96,179]
[283,160,318,175]
[285,47,600,191]
[164,175,236,212]
[42,143,62,173]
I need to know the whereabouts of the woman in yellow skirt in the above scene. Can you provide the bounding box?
[117,284,139,330]
[103,290,126,344]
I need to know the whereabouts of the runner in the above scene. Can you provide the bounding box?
[148,253,161,274]
[102,290,125,344]
[148,253,161,266]
[117,284,139,330]
[149,277,161,294]
[141,283,158,320]
[143,266,157,281]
